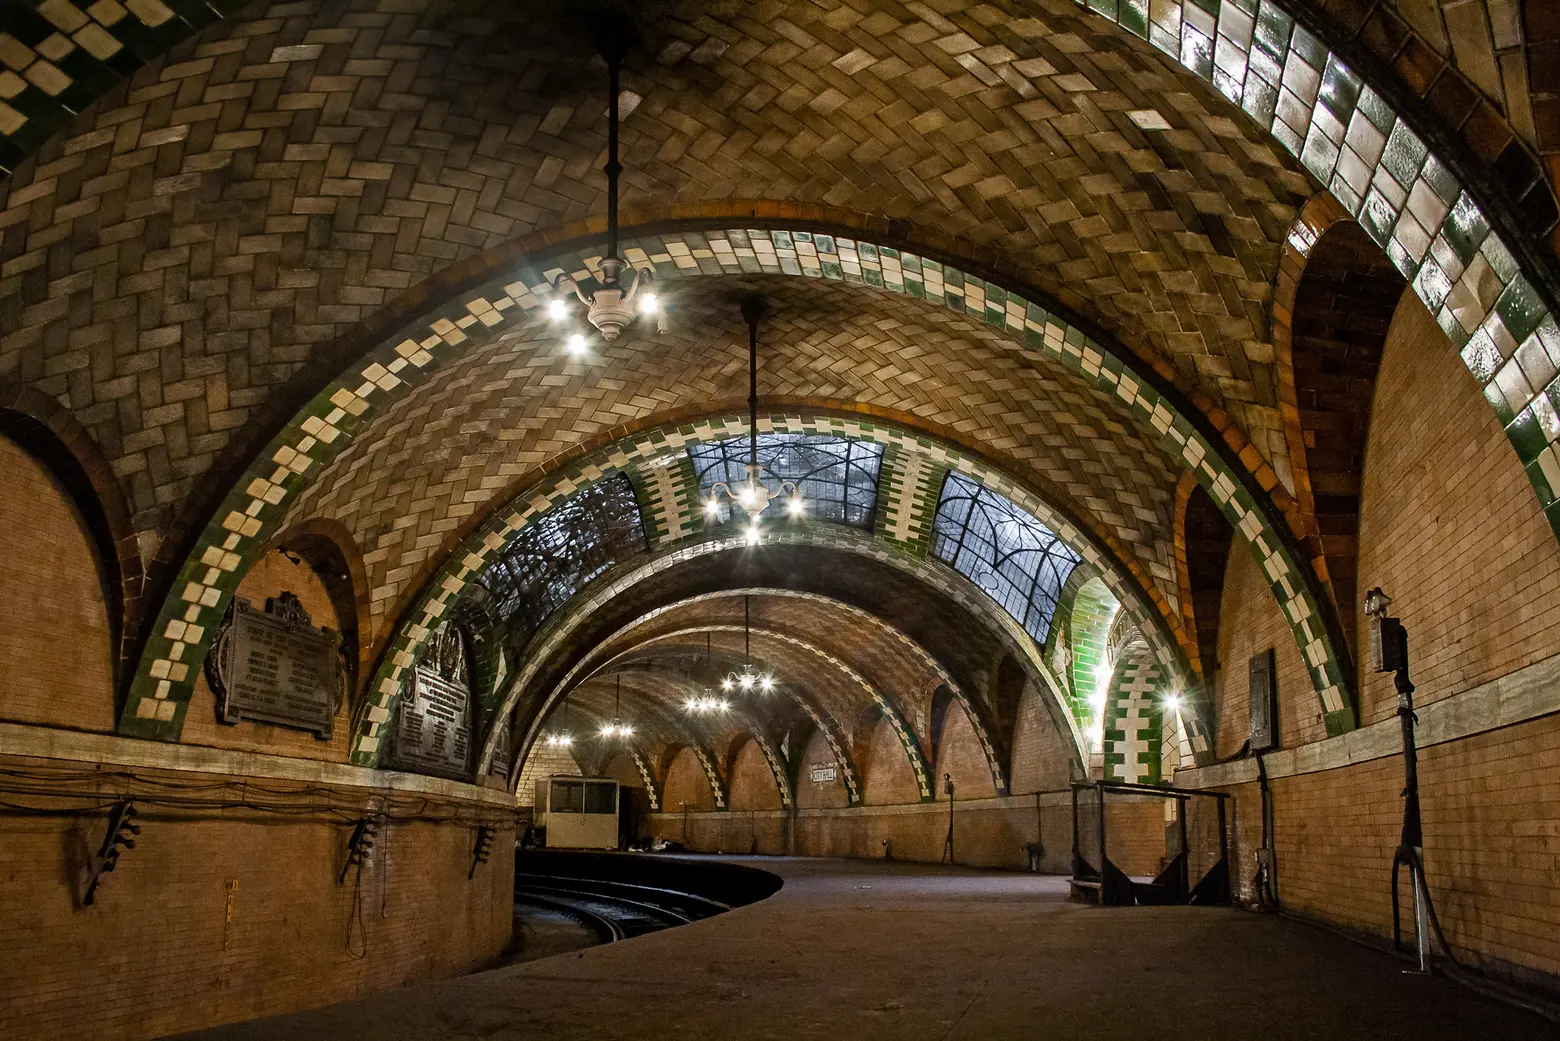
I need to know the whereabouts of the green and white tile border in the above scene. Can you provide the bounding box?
[1077,0,1560,544]
[625,745,661,811]
[746,731,795,810]
[1102,643,1169,786]
[121,226,1347,749]
[689,742,728,811]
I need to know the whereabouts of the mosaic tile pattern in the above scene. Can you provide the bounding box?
[690,743,728,811]
[875,445,947,557]
[498,525,1088,793]
[352,414,1166,770]
[749,731,795,811]
[626,746,661,811]
[122,228,1343,751]
[1068,577,1122,727]
[1101,642,1168,785]
[0,0,1312,518]
[1076,0,1560,545]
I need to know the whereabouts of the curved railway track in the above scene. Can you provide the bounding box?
[513,873,730,943]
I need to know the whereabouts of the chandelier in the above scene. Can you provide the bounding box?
[704,297,803,544]
[719,596,775,695]
[543,693,574,748]
[685,633,731,714]
[549,32,664,354]
[597,673,635,740]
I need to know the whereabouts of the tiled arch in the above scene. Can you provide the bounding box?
[568,618,867,808]
[1080,0,1560,549]
[348,412,1190,769]
[121,221,1354,749]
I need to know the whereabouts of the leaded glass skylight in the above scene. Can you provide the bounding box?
[688,433,884,528]
[932,472,1081,645]
[479,474,647,655]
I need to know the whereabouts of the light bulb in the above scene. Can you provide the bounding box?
[739,488,756,508]
[1164,694,1183,712]
[739,673,754,691]
[717,699,729,711]
[566,333,588,356]
[760,675,774,692]
[746,522,761,546]
[721,677,734,692]
[638,291,658,315]
[705,498,721,516]
[621,724,634,736]
[548,298,568,322]
[788,496,804,517]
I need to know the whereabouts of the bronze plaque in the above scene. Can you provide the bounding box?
[389,665,472,778]
[216,597,338,738]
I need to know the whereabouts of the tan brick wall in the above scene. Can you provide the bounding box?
[515,743,582,808]
[727,739,782,812]
[0,754,514,1041]
[0,434,116,732]
[933,702,997,800]
[860,715,921,806]
[1355,291,1560,723]
[795,730,849,811]
[1269,713,1560,981]
[1214,539,1326,756]
[1006,683,1076,795]
[662,747,715,814]
[181,548,351,761]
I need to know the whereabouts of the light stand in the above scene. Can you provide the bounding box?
[1366,587,1433,974]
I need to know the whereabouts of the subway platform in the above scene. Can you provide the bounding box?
[172,857,1555,1041]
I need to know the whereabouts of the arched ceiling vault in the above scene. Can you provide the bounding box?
[77,0,1560,753]
[564,589,1022,785]
[499,541,1090,780]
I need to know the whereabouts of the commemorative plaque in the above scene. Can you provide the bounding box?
[387,664,472,778]
[206,593,340,738]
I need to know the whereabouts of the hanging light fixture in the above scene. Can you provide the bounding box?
[684,632,732,714]
[704,296,802,541]
[549,30,664,348]
[598,673,635,740]
[719,595,775,695]
[544,693,574,748]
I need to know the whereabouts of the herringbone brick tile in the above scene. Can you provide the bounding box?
[0,0,1307,542]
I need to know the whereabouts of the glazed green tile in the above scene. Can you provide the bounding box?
[1460,329,1501,381]
[1087,0,1119,16]
[1495,278,1546,345]
[1483,380,1517,424]
[1253,1,1291,56]
[1119,0,1149,36]
[1442,193,1490,263]
[1358,189,1395,247]
[1380,122,1427,185]
[1319,55,1361,117]
[1507,406,1549,463]
[1413,257,1453,311]
[1242,77,1279,126]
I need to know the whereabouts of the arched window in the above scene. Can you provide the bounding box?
[688,433,883,528]
[478,474,647,655]
[932,472,1081,644]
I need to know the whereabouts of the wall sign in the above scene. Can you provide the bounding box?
[206,593,340,739]
[809,763,838,783]
[384,623,472,778]
[1249,648,1278,754]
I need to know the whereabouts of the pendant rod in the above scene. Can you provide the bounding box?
[744,595,751,667]
[604,51,622,265]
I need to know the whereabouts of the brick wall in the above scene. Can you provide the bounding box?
[933,701,997,800]
[1007,683,1077,795]
[1354,292,1560,723]
[0,434,116,732]
[515,743,582,808]
[794,730,849,810]
[662,747,715,814]
[1188,287,1560,986]
[182,548,352,762]
[0,752,514,1041]
[727,739,782,811]
[1214,537,1325,756]
[860,715,921,805]
[1266,712,1560,984]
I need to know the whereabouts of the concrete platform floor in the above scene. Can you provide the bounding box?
[175,857,1558,1041]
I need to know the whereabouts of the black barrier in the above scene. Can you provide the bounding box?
[516,849,783,908]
